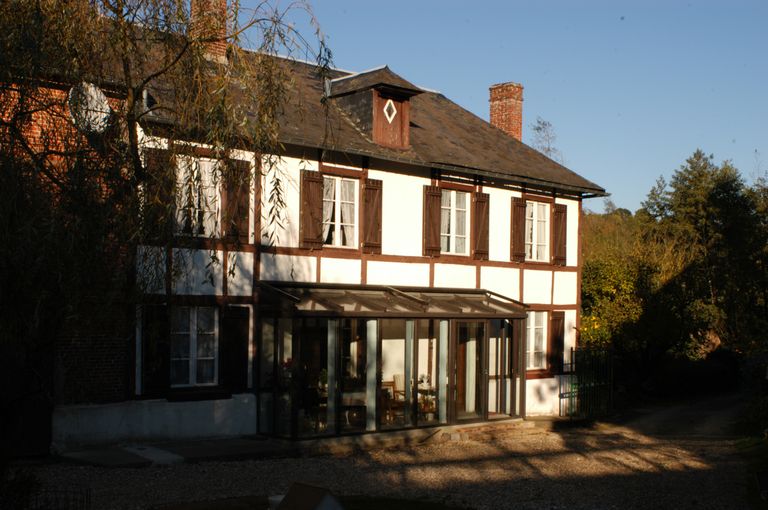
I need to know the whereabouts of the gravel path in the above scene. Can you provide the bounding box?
[29,422,750,510]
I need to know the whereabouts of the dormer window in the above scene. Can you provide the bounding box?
[373,91,409,148]
[383,99,397,124]
[328,66,422,151]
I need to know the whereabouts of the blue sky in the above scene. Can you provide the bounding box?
[248,1,767,212]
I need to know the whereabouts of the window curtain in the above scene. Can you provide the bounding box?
[440,190,451,252]
[525,202,534,260]
[176,156,196,234]
[322,177,334,243]
[465,338,476,412]
[340,179,355,246]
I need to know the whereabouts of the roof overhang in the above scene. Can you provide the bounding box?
[258,282,528,319]
[274,139,607,199]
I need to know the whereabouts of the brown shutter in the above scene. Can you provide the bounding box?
[362,178,383,254]
[221,306,250,393]
[511,196,526,262]
[553,203,567,266]
[300,170,324,249]
[143,149,175,241]
[549,311,565,374]
[142,304,169,397]
[423,185,442,256]
[472,192,490,260]
[223,159,251,242]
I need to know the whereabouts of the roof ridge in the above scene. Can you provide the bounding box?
[328,64,388,83]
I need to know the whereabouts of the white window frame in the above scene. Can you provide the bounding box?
[440,189,470,255]
[322,175,359,248]
[526,311,547,370]
[170,306,219,387]
[525,201,549,262]
[175,156,220,238]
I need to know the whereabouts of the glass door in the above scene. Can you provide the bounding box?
[338,319,369,433]
[257,317,294,437]
[454,321,485,421]
[488,319,516,418]
[295,318,331,437]
[415,319,448,426]
[379,319,414,430]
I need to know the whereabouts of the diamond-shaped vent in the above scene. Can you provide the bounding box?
[383,99,397,124]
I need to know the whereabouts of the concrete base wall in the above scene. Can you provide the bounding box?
[525,377,560,416]
[52,394,257,448]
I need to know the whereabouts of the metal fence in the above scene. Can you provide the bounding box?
[559,347,613,419]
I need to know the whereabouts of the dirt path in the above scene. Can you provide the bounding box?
[607,392,746,438]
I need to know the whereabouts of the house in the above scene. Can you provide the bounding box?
[19,2,604,446]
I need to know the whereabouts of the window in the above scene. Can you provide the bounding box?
[170,306,218,386]
[525,201,549,262]
[440,189,469,254]
[322,175,358,248]
[526,311,547,370]
[176,156,219,237]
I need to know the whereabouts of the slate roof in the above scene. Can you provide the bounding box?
[11,13,603,197]
[273,57,605,197]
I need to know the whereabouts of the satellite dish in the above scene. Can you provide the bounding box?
[68,82,113,134]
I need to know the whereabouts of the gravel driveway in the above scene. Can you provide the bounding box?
[28,394,752,509]
[28,428,747,509]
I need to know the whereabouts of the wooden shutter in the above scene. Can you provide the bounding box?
[300,170,324,249]
[141,304,169,397]
[549,311,565,375]
[552,203,567,266]
[511,197,527,262]
[472,192,490,260]
[223,159,251,242]
[423,185,442,256]
[143,149,175,240]
[362,178,383,254]
[221,306,250,393]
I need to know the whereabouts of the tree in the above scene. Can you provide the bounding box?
[0,0,329,455]
[529,116,564,163]
[583,149,768,394]
[643,151,763,355]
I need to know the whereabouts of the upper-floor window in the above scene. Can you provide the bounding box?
[170,306,218,387]
[525,201,549,262]
[526,311,547,370]
[440,189,469,255]
[176,156,219,237]
[323,175,358,248]
[142,149,251,243]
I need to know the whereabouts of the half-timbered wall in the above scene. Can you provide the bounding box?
[55,147,582,444]
[253,154,580,416]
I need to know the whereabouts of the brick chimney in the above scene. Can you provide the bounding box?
[489,82,524,141]
[191,0,228,62]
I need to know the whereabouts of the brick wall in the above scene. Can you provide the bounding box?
[191,0,228,61]
[489,81,524,141]
[56,299,133,405]
[1,85,80,157]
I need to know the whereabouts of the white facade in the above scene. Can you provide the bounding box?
[178,153,581,417]
[52,394,257,447]
[54,147,584,446]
